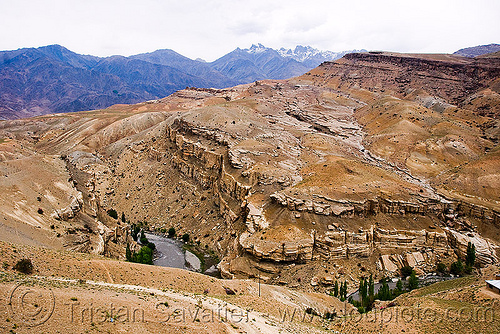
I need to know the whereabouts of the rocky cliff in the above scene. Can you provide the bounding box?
[0,51,499,290]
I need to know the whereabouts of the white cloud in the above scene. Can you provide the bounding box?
[0,0,498,61]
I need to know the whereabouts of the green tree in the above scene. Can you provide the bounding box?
[339,281,347,301]
[182,233,190,243]
[359,277,367,308]
[131,224,140,241]
[333,280,339,298]
[168,227,176,238]
[368,274,374,302]
[408,270,419,291]
[377,278,391,301]
[126,243,132,261]
[342,281,348,300]
[466,242,476,267]
[395,278,404,294]
[140,230,148,244]
[131,246,153,265]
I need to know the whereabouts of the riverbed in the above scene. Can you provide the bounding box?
[145,232,201,272]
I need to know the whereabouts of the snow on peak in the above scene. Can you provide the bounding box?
[279,45,335,62]
[246,43,269,54]
[278,45,366,63]
[239,43,366,66]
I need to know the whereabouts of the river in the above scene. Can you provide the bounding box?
[145,232,201,272]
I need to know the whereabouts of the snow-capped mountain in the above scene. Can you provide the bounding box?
[0,43,366,119]
[245,43,271,54]
[209,44,310,83]
[278,45,367,68]
[208,43,366,82]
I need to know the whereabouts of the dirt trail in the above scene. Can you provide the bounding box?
[38,275,300,334]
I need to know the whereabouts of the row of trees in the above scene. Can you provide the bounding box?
[350,269,419,313]
[109,211,196,265]
[437,242,476,276]
[126,243,154,265]
[126,225,156,265]
[332,281,348,301]
[348,242,477,313]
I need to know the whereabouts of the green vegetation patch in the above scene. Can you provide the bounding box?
[414,276,476,297]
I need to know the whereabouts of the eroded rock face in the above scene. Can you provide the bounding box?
[51,192,84,221]
[445,228,498,265]
[245,203,269,233]
[239,230,314,262]
[1,52,499,284]
[270,191,500,223]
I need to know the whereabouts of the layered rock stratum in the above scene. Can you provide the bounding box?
[0,51,499,291]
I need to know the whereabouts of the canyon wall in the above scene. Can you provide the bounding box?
[160,119,499,278]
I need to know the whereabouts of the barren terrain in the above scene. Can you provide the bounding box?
[0,51,499,333]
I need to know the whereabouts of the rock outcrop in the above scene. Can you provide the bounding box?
[239,230,314,262]
[270,191,500,224]
[51,192,84,221]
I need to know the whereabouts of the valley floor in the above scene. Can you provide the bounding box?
[1,240,499,333]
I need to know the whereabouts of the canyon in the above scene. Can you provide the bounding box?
[0,51,499,296]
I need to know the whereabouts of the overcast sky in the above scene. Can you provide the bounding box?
[1,0,498,61]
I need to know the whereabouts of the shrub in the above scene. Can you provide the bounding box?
[436,262,447,275]
[131,246,153,265]
[13,259,33,274]
[181,233,190,243]
[107,209,118,219]
[450,259,464,276]
[400,266,413,278]
[324,311,336,320]
[168,227,176,238]
[305,307,319,316]
[37,208,44,214]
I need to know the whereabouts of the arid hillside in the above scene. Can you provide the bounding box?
[0,51,499,299]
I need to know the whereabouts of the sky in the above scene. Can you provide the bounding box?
[0,0,498,61]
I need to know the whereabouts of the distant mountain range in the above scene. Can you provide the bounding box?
[453,43,500,58]
[278,45,366,68]
[0,44,362,119]
[0,43,497,119]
